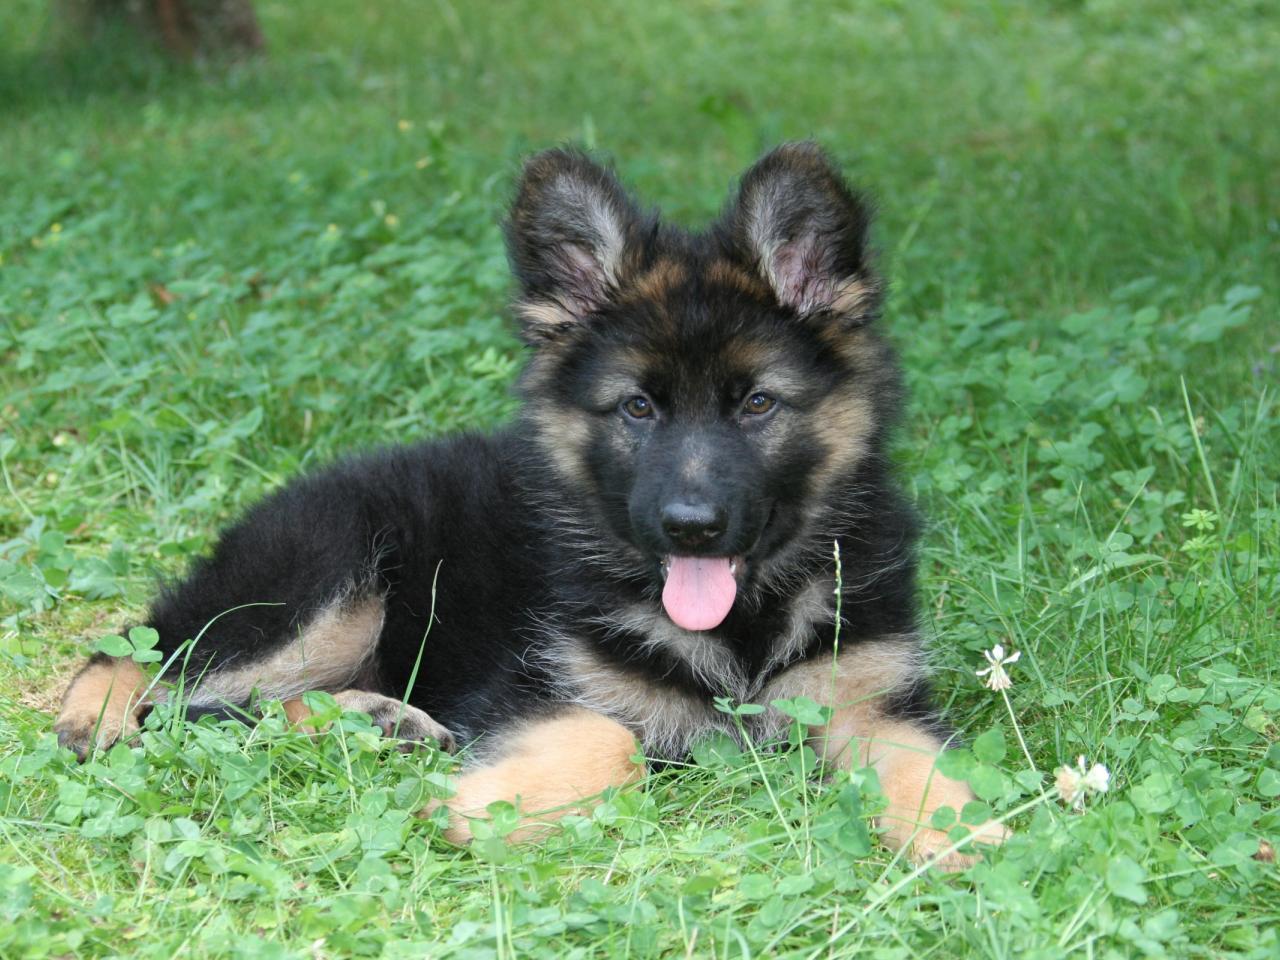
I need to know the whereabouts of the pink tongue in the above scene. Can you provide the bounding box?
[662,556,737,631]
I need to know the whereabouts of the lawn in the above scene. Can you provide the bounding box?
[1,0,1278,956]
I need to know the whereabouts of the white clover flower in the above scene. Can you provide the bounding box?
[976,643,1022,692]
[1081,761,1110,795]
[1055,755,1111,811]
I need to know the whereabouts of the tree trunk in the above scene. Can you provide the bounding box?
[58,0,266,59]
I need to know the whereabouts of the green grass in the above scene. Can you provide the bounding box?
[2,0,1278,956]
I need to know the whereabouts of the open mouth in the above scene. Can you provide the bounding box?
[659,555,744,632]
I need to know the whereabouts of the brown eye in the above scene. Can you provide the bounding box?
[742,392,777,416]
[622,396,654,419]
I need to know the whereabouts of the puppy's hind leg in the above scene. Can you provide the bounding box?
[181,594,388,714]
[54,655,150,760]
[55,593,394,759]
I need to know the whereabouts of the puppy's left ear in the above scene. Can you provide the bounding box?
[506,149,644,343]
[723,142,881,324]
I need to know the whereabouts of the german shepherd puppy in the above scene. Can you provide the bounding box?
[55,144,1004,867]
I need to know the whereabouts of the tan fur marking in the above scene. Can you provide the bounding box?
[809,382,875,492]
[855,719,1008,870]
[829,277,877,319]
[579,346,649,409]
[818,321,884,369]
[187,597,384,707]
[720,340,828,401]
[54,657,150,757]
[706,259,769,297]
[551,585,839,758]
[763,643,1006,869]
[516,299,576,338]
[518,352,558,395]
[282,697,312,725]
[588,373,645,408]
[531,401,594,485]
[807,325,884,486]
[626,259,687,302]
[808,330,890,491]
[761,637,920,729]
[427,708,644,843]
[720,337,767,370]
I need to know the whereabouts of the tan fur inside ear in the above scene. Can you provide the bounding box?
[422,707,645,843]
[706,259,770,297]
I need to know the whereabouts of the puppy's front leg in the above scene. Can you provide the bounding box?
[765,639,1007,869]
[424,707,645,843]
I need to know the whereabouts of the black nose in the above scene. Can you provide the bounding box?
[661,501,727,550]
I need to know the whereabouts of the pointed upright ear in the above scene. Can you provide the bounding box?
[723,142,881,324]
[506,149,644,343]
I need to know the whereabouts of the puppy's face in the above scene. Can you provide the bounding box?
[508,144,889,630]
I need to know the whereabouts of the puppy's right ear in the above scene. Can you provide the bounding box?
[506,150,643,343]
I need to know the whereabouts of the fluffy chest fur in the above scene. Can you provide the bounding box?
[535,578,835,759]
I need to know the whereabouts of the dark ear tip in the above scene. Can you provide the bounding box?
[745,140,839,180]
[519,147,585,177]
[734,141,874,223]
[515,147,616,197]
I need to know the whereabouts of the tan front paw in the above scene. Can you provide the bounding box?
[885,816,1010,872]
[421,766,566,844]
[417,708,645,845]
[876,742,1009,869]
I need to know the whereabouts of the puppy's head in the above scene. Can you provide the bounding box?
[507,144,894,630]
